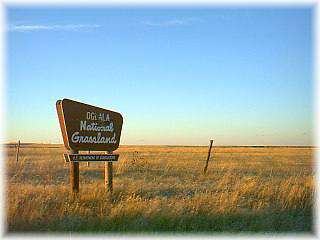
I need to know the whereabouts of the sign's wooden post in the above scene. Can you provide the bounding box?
[203,140,214,174]
[105,151,113,193]
[70,149,80,194]
[87,150,90,167]
[16,140,20,163]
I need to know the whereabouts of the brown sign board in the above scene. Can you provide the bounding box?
[64,154,119,162]
[56,98,123,151]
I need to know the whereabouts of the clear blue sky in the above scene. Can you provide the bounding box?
[6,6,313,145]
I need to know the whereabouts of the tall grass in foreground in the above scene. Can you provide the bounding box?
[5,145,314,233]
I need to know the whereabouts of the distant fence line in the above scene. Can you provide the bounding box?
[3,143,315,149]
[4,143,64,149]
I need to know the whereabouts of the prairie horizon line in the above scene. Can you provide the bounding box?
[2,142,316,148]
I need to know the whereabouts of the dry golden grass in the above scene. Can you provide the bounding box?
[5,144,315,233]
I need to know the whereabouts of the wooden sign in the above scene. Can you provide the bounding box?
[64,154,119,162]
[56,98,123,151]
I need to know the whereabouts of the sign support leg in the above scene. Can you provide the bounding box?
[87,150,90,167]
[104,162,113,193]
[105,152,113,193]
[70,149,80,194]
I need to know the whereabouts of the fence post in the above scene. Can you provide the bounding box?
[203,140,214,174]
[70,149,79,194]
[105,151,113,193]
[15,140,20,163]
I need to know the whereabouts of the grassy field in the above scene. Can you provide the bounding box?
[5,144,315,233]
